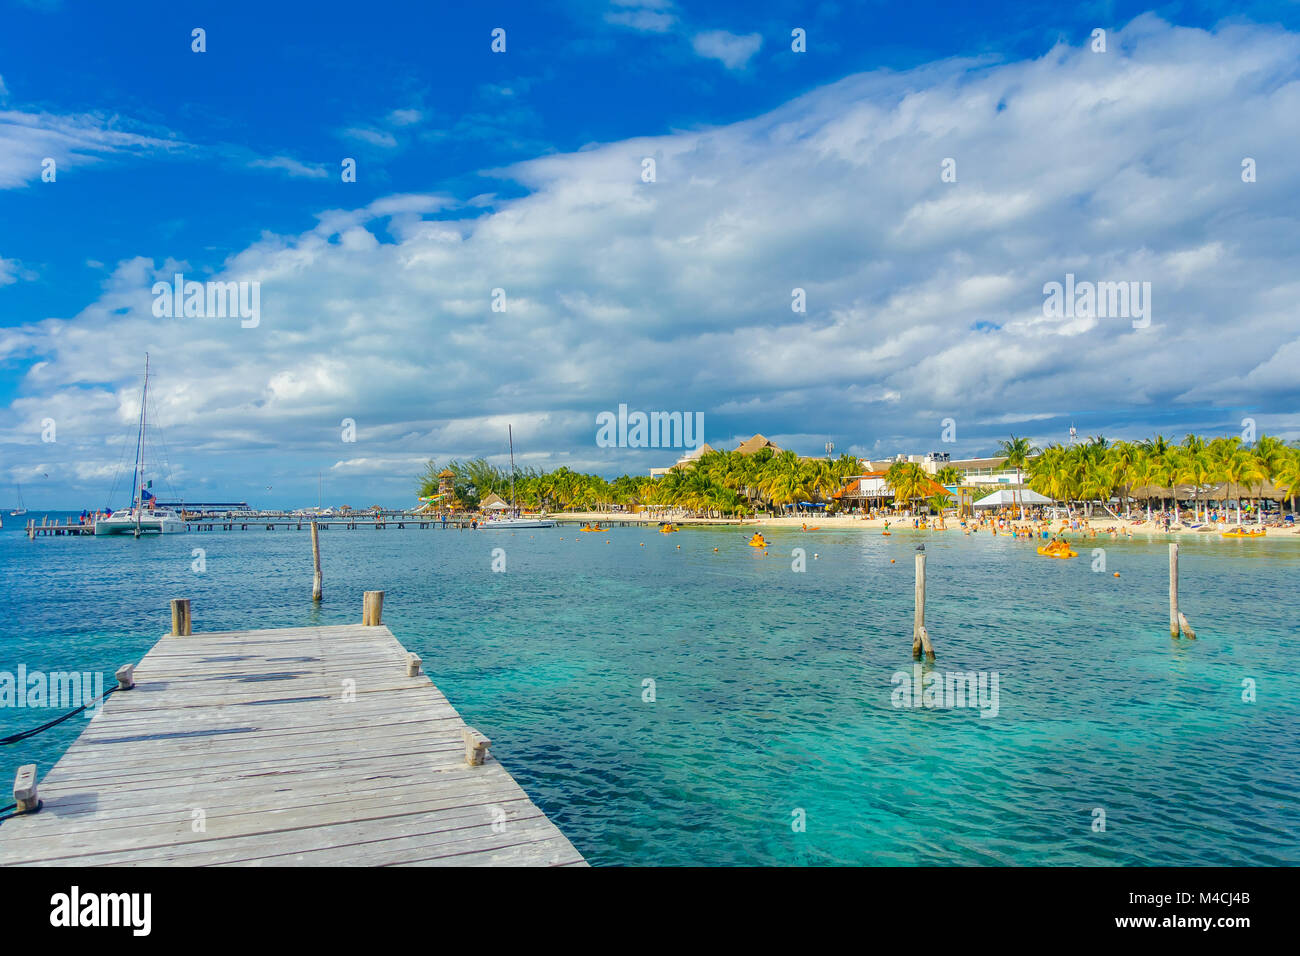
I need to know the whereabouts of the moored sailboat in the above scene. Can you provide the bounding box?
[94,355,185,536]
[477,425,555,529]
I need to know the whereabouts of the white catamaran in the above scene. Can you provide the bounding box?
[94,354,185,536]
[477,425,555,529]
[8,483,25,516]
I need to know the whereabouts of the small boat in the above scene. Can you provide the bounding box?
[9,483,25,516]
[801,525,820,531]
[748,533,767,548]
[478,426,556,529]
[659,524,678,534]
[95,508,185,535]
[580,524,604,533]
[1221,528,1265,538]
[479,517,555,529]
[1037,542,1077,559]
[94,355,186,537]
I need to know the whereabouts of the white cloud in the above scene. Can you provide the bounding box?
[387,108,423,127]
[0,257,36,285]
[0,108,184,189]
[247,155,329,179]
[3,15,1300,503]
[692,30,762,70]
[606,10,676,33]
[340,126,398,148]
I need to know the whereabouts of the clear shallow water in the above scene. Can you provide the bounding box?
[1,516,1297,865]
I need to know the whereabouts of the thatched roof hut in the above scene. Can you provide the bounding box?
[1127,481,1287,500]
[734,434,781,456]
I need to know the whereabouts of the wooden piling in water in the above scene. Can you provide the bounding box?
[362,590,384,626]
[1169,543,1181,638]
[911,552,935,661]
[170,598,192,636]
[1166,543,1198,638]
[310,520,322,602]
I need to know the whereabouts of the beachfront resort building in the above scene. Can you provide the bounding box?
[864,452,1027,487]
[832,471,953,511]
[649,442,716,478]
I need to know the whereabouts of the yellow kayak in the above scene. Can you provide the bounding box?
[1221,529,1265,538]
[1037,544,1077,559]
[748,534,767,548]
[659,524,678,533]
[580,525,604,533]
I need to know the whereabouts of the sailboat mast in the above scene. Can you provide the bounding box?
[135,353,149,536]
[508,425,517,514]
[139,354,150,506]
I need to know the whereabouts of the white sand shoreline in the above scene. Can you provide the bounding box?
[551,511,1299,538]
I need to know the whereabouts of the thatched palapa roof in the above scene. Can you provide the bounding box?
[734,434,781,456]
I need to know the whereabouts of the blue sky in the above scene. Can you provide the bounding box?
[2,0,1299,508]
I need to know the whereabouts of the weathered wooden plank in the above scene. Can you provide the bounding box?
[0,622,583,867]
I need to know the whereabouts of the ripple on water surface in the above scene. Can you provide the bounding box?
[1,521,1297,865]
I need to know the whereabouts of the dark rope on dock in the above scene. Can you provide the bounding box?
[0,800,42,824]
[0,686,119,746]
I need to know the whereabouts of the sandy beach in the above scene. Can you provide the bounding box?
[554,511,1300,538]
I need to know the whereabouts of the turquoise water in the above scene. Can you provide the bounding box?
[2,516,1297,865]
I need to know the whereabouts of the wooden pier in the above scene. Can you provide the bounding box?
[20,514,748,539]
[23,516,482,538]
[0,600,585,866]
[23,516,94,538]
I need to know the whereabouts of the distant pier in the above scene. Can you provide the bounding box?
[22,512,746,538]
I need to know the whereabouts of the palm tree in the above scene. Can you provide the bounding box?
[1250,434,1288,516]
[996,435,1039,519]
[927,491,953,515]
[760,450,808,514]
[884,461,928,514]
[805,458,840,509]
[1274,449,1300,515]
[1142,435,1175,518]
[1177,435,1211,523]
[1026,444,1062,509]
[1076,440,1115,517]
[1218,441,1265,525]
[1127,445,1159,522]
[934,465,962,486]
[1107,440,1140,517]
